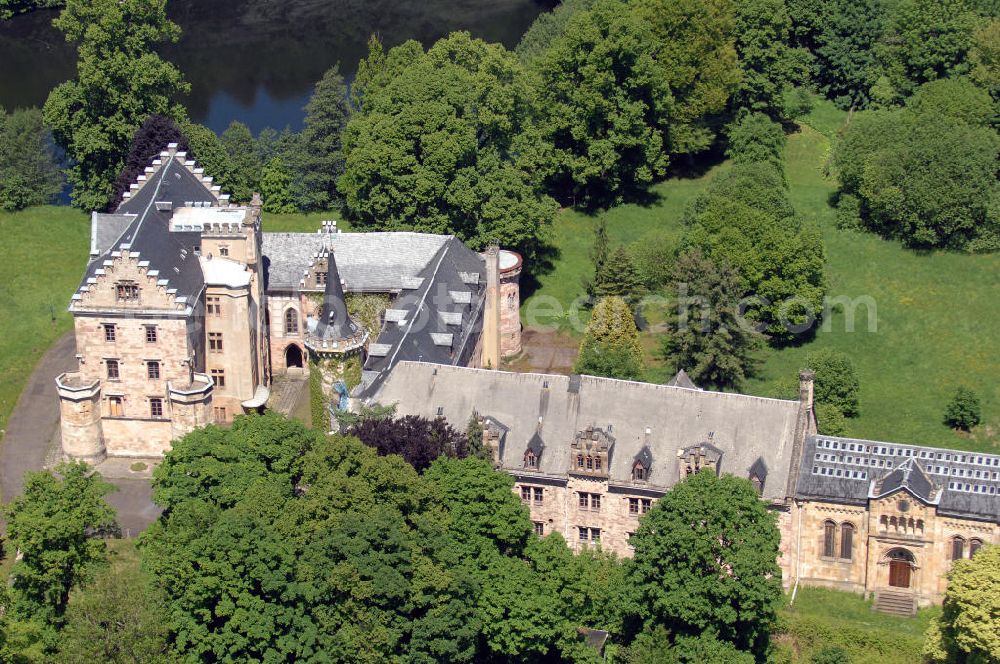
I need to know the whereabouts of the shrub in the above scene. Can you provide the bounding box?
[815,403,848,436]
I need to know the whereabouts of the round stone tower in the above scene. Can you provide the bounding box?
[498,250,523,357]
[55,372,105,464]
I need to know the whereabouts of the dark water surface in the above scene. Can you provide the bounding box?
[0,0,547,133]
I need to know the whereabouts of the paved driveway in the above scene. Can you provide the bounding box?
[0,332,161,533]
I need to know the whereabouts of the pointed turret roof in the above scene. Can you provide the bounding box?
[314,249,358,342]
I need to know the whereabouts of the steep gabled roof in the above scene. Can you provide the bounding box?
[871,458,938,503]
[667,369,699,390]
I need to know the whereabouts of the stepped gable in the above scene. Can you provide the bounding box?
[796,433,1000,521]
[73,147,222,309]
[371,362,801,500]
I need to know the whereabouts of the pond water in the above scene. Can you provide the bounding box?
[0,0,549,134]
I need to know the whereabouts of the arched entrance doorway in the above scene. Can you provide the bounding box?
[887,548,915,588]
[285,344,303,369]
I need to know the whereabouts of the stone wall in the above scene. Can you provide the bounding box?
[499,251,522,358]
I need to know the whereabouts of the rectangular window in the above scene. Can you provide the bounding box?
[629,497,639,515]
[115,281,139,303]
[208,332,223,352]
[586,456,593,470]
[219,246,229,257]
[823,522,836,558]
[577,454,584,469]
[533,522,544,536]
[108,396,124,417]
[213,406,227,423]
[210,368,225,389]
[641,498,652,514]
[106,359,120,381]
[207,296,221,317]
[840,524,854,560]
[149,398,163,418]
[578,527,589,543]
[579,492,589,509]
[521,486,531,502]
[594,457,602,471]
[591,493,601,511]
[103,324,116,342]
[591,528,600,543]
[145,325,157,343]
[533,487,543,504]
[147,361,160,380]
[317,271,327,285]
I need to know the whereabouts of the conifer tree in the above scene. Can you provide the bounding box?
[593,245,642,300]
[586,219,610,299]
[661,249,761,391]
[300,64,351,210]
[575,296,644,380]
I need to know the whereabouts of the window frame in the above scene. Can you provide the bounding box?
[149,397,163,418]
[146,360,160,380]
[108,395,124,417]
[103,323,116,342]
[822,520,837,558]
[208,332,223,353]
[106,359,120,381]
[144,325,157,344]
[210,368,226,389]
[951,536,965,561]
[840,522,854,560]
[284,308,299,335]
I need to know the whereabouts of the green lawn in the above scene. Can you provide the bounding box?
[0,206,90,441]
[523,99,1000,453]
[261,210,350,233]
[775,586,937,663]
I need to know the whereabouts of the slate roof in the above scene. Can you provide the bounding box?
[667,369,699,390]
[90,212,135,257]
[75,156,216,309]
[312,249,359,341]
[797,434,1000,522]
[261,232,451,291]
[371,362,803,500]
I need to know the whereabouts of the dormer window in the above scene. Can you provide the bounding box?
[632,464,646,481]
[525,450,537,468]
[570,426,614,477]
[115,281,139,303]
[577,454,584,469]
[679,442,723,480]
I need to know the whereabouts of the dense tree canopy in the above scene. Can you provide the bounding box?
[625,470,783,658]
[339,33,556,254]
[632,0,741,154]
[43,0,188,211]
[532,0,673,204]
[348,414,469,472]
[298,64,351,210]
[4,463,116,624]
[805,348,861,417]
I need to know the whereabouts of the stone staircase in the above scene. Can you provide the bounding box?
[875,589,916,616]
[267,373,308,417]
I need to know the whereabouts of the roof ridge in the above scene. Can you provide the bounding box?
[391,361,800,406]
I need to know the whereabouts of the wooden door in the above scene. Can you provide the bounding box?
[889,560,911,588]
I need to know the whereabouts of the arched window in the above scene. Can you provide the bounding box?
[951,536,965,561]
[916,519,925,534]
[585,456,593,470]
[823,520,836,558]
[840,523,855,560]
[632,463,646,481]
[970,539,983,557]
[284,308,299,335]
[879,515,888,530]
[889,516,898,530]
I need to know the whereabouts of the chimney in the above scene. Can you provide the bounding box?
[481,245,501,369]
[798,370,815,412]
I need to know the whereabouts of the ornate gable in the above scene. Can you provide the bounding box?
[73,248,184,312]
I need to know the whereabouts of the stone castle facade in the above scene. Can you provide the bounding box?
[58,144,522,461]
[374,362,1000,613]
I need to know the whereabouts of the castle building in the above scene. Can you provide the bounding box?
[371,361,1000,614]
[57,144,522,461]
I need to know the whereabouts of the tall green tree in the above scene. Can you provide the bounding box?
[259,157,296,213]
[943,386,983,431]
[299,64,351,210]
[593,246,642,299]
[632,0,742,154]
[532,0,673,205]
[0,108,63,211]
[626,470,782,658]
[662,249,761,390]
[219,120,260,203]
[4,463,116,625]
[43,0,188,211]
[339,32,556,254]
[575,295,644,380]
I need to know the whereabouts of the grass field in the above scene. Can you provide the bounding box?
[0,206,90,441]
[775,586,937,663]
[522,99,1000,453]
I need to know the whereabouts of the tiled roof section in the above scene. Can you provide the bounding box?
[361,237,486,387]
[372,363,802,500]
[261,232,451,291]
[796,434,1000,521]
[74,155,217,308]
[90,213,135,258]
